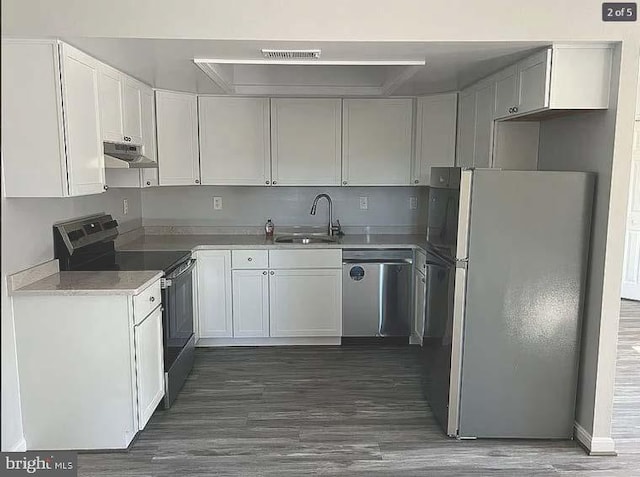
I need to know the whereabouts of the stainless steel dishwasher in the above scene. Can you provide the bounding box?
[342,249,413,338]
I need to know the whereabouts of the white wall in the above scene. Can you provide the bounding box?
[141,186,427,231]
[0,186,142,451]
[2,0,639,41]
[538,42,639,448]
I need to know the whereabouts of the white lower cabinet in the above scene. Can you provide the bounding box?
[232,269,270,337]
[12,280,164,450]
[196,250,233,338]
[133,305,165,430]
[269,268,342,337]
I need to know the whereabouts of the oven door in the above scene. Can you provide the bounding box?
[162,258,196,370]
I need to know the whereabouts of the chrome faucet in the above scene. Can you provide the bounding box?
[310,193,342,236]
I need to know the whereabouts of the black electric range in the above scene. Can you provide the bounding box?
[53,213,195,408]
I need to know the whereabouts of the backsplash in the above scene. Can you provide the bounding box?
[141,186,429,234]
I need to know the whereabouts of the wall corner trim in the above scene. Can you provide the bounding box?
[574,422,617,456]
[7,437,27,452]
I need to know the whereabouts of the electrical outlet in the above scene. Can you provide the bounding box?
[409,196,418,210]
[359,196,368,210]
[213,196,223,210]
[123,198,129,215]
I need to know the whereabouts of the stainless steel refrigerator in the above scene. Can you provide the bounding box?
[422,167,594,439]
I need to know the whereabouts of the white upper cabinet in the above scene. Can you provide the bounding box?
[413,93,457,185]
[342,98,413,186]
[122,77,144,145]
[494,45,612,119]
[456,82,495,169]
[98,67,144,145]
[98,64,124,143]
[517,49,551,115]
[156,90,201,186]
[140,88,159,187]
[199,97,270,185]
[456,89,476,168]
[473,81,496,168]
[271,98,342,186]
[494,65,518,119]
[59,43,106,196]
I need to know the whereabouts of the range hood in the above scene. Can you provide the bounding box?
[103,142,157,169]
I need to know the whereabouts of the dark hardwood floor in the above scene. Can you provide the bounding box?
[79,303,640,476]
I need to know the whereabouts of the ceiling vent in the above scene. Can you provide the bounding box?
[261,49,321,60]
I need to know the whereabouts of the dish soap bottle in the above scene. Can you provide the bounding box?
[265,219,275,238]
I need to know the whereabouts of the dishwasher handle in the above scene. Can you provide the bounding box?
[342,259,413,265]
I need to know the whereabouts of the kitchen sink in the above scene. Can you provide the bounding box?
[274,234,338,244]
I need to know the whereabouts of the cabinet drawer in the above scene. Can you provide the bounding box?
[415,250,427,276]
[269,249,341,269]
[232,250,269,269]
[133,280,162,325]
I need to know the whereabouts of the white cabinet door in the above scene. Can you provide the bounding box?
[413,94,457,185]
[1,40,69,197]
[342,98,413,186]
[140,87,158,187]
[98,64,124,143]
[59,43,106,196]
[413,269,426,339]
[269,269,341,337]
[271,98,342,186]
[122,78,144,145]
[199,97,270,185]
[473,82,496,168]
[232,270,270,337]
[494,65,518,119]
[456,89,476,168]
[156,90,200,186]
[517,49,551,114]
[196,251,233,338]
[134,306,164,430]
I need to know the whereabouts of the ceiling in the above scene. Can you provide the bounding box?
[66,38,549,96]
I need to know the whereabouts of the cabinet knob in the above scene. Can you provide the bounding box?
[146,181,151,186]
[272,180,277,185]
[270,271,275,276]
[512,106,519,113]
[124,136,131,142]
[422,263,426,269]
[265,181,270,185]
[414,180,419,184]
[195,179,200,184]
[343,181,347,185]
[103,184,109,191]
[421,278,426,283]
[150,296,155,302]
[263,271,267,275]
[248,257,253,262]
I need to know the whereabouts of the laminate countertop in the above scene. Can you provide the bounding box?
[11,271,163,296]
[118,234,429,253]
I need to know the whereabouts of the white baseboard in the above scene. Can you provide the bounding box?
[7,437,26,452]
[197,336,341,347]
[574,422,617,456]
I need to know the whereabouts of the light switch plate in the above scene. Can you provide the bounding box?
[213,197,223,210]
[123,198,129,215]
[359,197,368,210]
[409,196,418,210]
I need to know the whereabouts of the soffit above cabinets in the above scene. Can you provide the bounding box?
[63,38,550,96]
[193,60,425,96]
